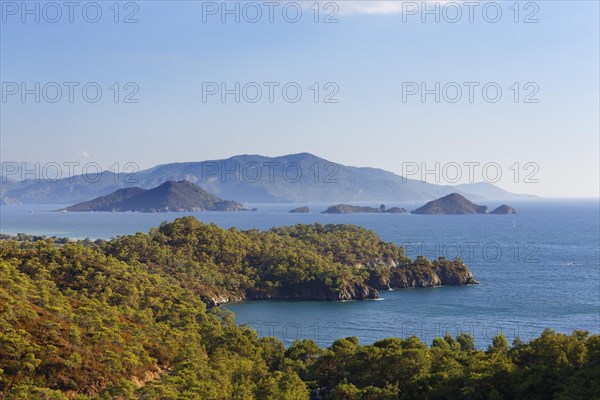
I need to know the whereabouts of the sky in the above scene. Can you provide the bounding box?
[1,0,599,197]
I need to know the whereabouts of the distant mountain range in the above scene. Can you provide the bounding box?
[0,153,536,205]
[62,180,248,212]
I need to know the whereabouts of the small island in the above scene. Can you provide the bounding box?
[411,193,516,215]
[490,204,517,214]
[289,206,310,213]
[323,204,406,214]
[411,193,487,215]
[61,180,251,213]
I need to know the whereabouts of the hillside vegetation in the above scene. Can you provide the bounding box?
[98,218,476,304]
[1,218,597,399]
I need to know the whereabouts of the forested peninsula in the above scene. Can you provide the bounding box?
[100,218,477,305]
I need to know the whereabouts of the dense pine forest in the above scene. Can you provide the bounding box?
[1,217,598,399]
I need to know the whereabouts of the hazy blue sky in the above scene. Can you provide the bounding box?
[1,1,598,197]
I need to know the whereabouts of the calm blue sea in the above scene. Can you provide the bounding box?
[1,199,599,348]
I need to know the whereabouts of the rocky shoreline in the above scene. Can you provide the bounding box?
[204,259,478,306]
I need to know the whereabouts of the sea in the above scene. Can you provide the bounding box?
[1,199,598,348]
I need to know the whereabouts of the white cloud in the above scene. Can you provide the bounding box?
[78,150,91,159]
[336,1,408,16]
[307,1,454,17]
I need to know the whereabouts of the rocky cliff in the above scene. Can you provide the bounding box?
[368,259,478,290]
[203,260,476,306]
[246,280,378,301]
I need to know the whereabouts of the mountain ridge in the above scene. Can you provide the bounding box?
[1,153,537,204]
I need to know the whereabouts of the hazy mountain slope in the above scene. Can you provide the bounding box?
[64,187,146,211]
[1,153,535,204]
[454,182,535,200]
[64,181,247,212]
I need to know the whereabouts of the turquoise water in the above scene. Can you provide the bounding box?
[1,199,598,347]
